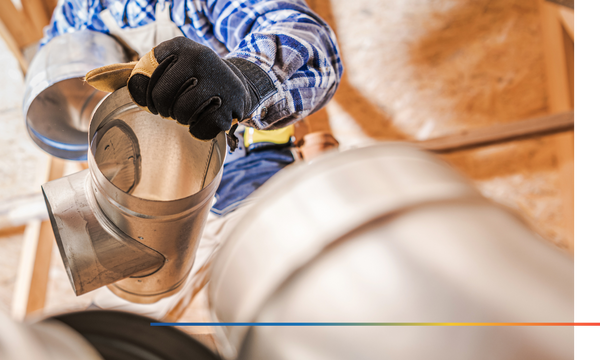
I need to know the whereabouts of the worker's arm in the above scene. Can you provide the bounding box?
[43,0,342,127]
[50,0,342,140]
[40,0,103,46]
[203,0,343,130]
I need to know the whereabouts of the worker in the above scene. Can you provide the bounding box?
[41,0,342,317]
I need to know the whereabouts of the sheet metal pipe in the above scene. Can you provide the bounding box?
[23,30,129,160]
[209,143,573,360]
[43,88,226,303]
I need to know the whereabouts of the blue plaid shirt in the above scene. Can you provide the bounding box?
[42,0,343,129]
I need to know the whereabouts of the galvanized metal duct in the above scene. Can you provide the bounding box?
[23,30,129,160]
[209,143,573,360]
[43,88,227,303]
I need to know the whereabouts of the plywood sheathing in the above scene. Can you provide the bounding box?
[316,0,572,251]
[328,0,548,139]
[439,134,570,250]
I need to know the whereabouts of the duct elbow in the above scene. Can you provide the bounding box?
[42,170,165,296]
[40,87,226,303]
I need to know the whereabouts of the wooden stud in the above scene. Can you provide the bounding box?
[563,26,574,108]
[303,107,332,134]
[538,0,571,113]
[0,20,28,73]
[555,131,574,253]
[417,111,574,153]
[22,0,51,39]
[11,157,64,320]
[537,0,574,251]
[558,7,574,41]
[0,225,27,238]
[42,0,58,19]
[0,0,39,48]
[12,220,54,319]
[545,0,573,9]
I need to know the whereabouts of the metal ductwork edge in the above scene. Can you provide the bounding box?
[42,169,165,296]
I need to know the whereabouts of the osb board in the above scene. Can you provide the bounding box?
[439,132,572,251]
[320,0,570,250]
[326,0,548,140]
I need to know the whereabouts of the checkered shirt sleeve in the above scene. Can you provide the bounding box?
[42,0,343,129]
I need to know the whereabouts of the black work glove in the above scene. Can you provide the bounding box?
[86,36,276,141]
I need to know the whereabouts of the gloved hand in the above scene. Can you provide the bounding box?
[86,37,275,141]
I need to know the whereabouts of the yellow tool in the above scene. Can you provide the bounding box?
[244,126,295,149]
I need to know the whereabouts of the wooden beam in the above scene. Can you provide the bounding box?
[538,0,573,251]
[0,0,39,48]
[416,111,574,153]
[22,0,50,39]
[545,0,573,9]
[11,157,64,320]
[12,220,54,319]
[538,0,571,113]
[42,0,58,19]
[555,130,574,253]
[303,107,332,134]
[558,7,574,41]
[0,224,26,237]
[0,19,28,73]
[563,25,574,109]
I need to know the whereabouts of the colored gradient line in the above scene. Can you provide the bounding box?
[150,322,600,327]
